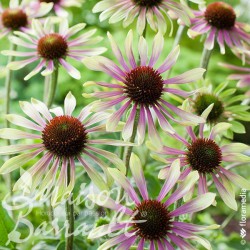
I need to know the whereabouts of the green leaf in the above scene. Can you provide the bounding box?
[214,81,228,95]
[230,121,246,134]
[225,95,247,105]
[219,89,236,98]
[0,202,15,248]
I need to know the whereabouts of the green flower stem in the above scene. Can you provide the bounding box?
[124,108,140,176]
[4,42,17,198]
[46,62,59,108]
[173,184,183,221]
[200,47,213,78]
[221,211,237,229]
[65,166,74,250]
[118,108,140,202]
[43,75,50,103]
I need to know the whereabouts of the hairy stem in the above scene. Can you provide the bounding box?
[46,62,59,108]
[65,166,74,250]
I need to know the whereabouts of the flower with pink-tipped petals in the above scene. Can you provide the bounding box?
[188,2,250,54]
[0,0,53,39]
[83,31,205,146]
[2,18,106,80]
[149,108,250,210]
[93,0,191,35]
[35,0,83,17]
[88,154,218,250]
[0,92,129,206]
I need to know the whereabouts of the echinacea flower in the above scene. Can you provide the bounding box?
[34,0,83,17]
[88,154,218,250]
[83,31,205,145]
[2,18,106,80]
[172,79,250,135]
[188,2,250,54]
[0,0,52,39]
[149,109,250,210]
[0,92,128,206]
[93,0,191,35]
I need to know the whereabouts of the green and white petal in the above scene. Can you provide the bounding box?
[79,157,108,191]
[165,171,199,206]
[212,174,237,210]
[0,128,41,140]
[31,98,52,121]
[158,159,180,201]
[0,148,43,174]
[220,168,250,190]
[19,101,46,127]
[51,159,68,206]
[209,122,232,140]
[223,153,250,163]
[64,92,76,116]
[221,143,249,153]
[87,193,133,215]
[170,193,216,217]
[130,153,148,199]
[108,168,140,204]
[190,236,212,250]
[0,144,43,155]
[6,114,43,131]
[86,146,125,173]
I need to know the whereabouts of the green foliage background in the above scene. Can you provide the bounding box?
[0,0,249,249]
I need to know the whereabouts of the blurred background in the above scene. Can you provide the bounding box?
[0,0,249,249]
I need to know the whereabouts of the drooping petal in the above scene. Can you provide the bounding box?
[165,171,199,206]
[87,193,133,215]
[78,157,108,191]
[158,159,180,201]
[0,128,41,140]
[130,153,148,200]
[122,104,138,141]
[173,221,220,232]
[0,148,43,174]
[163,68,206,85]
[117,235,137,250]
[106,100,131,132]
[168,233,196,250]
[59,58,81,79]
[98,233,135,250]
[0,144,43,155]
[86,146,125,173]
[6,114,43,131]
[219,167,250,190]
[108,168,140,204]
[212,174,237,210]
[209,122,232,140]
[169,193,216,217]
[88,222,132,239]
